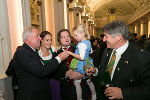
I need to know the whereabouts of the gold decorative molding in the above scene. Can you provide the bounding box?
[29,0,40,27]
[127,0,150,24]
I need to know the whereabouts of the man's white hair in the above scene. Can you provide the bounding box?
[22,26,37,42]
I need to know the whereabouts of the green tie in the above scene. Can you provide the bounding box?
[106,50,116,75]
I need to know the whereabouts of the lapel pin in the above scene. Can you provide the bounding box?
[140,49,144,52]
[117,68,120,71]
[106,84,110,87]
[124,61,128,64]
[106,53,108,56]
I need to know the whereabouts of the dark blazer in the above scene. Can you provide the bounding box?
[90,42,107,67]
[13,43,60,100]
[53,46,90,100]
[144,39,150,52]
[5,59,18,88]
[98,42,150,100]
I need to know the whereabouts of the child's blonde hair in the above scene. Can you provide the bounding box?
[72,24,91,40]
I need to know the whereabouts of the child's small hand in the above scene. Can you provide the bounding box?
[85,67,96,76]
[67,51,71,55]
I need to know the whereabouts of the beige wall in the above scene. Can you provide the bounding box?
[43,0,56,46]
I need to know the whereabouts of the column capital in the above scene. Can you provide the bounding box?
[148,16,150,21]
[133,21,140,25]
[140,20,145,24]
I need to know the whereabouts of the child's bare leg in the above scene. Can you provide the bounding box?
[74,80,82,100]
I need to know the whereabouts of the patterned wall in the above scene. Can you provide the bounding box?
[29,0,40,29]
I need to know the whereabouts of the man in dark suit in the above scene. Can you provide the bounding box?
[13,26,69,100]
[53,29,90,100]
[90,36,107,100]
[5,46,21,100]
[144,38,150,52]
[86,20,150,100]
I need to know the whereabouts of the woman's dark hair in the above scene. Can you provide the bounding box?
[40,31,52,40]
[57,29,71,44]
[40,31,52,45]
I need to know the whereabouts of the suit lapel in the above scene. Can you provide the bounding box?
[103,49,112,70]
[98,49,113,86]
[23,43,36,54]
[57,48,63,54]
[23,43,44,64]
[112,43,133,82]
[99,48,112,73]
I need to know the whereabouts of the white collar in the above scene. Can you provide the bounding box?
[62,46,70,50]
[28,45,36,52]
[115,40,129,56]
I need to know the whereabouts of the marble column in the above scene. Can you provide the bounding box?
[69,9,75,35]
[42,0,70,46]
[144,19,148,37]
[21,0,31,27]
[0,0,33,74]
[88,23,91,36]
[134,24,138,34]
[0,0,14,95]
[81,16,88,27]
[148,17,150,38]
[134,22,140,36]
[91,25,94,36]
[94,25,96,37]
[69,6,82,35]
[0,0,12,75]
[140,21,144,35]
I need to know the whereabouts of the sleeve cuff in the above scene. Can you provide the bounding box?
[55,56,61,64]
[93,68,98,76]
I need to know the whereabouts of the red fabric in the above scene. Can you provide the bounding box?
[65,47,73,69]
[64,47,86,87]
[64,47,74,86]
[69,79,74,86]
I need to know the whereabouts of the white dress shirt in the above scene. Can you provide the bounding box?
[94,41,129,80]
[110,41,129,80]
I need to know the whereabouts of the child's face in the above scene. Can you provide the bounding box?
[73,32,85,42]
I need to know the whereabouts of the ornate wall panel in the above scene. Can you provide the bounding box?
[30,0,40,28]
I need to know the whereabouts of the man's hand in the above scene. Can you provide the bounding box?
[58,50,69,61]
[65,70,72,78]
[104,87,123,99]
[67,51,72,55]
[85,67,96,76]
[66,69,85,80]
